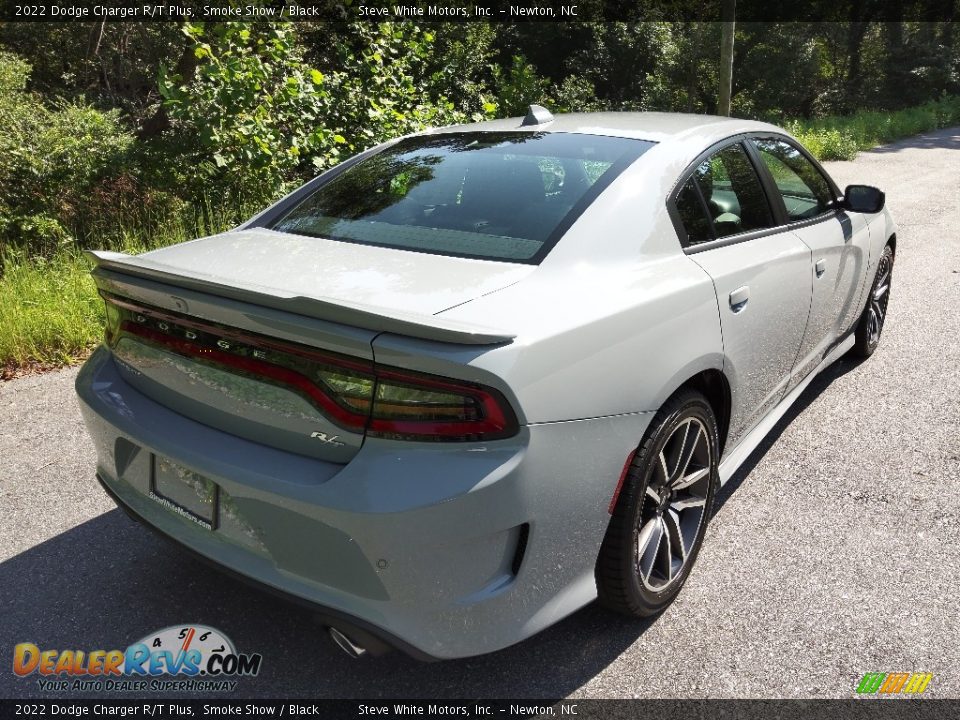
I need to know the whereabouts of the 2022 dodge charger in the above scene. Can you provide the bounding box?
[77,109,896,660]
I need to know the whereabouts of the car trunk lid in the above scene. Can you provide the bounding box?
[138,227,534,318]
[89,237,522,465]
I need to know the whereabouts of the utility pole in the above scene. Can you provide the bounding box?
[718,0,736,116]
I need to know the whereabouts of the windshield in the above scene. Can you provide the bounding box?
[271,132,654,263]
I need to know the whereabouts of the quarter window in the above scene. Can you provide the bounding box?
[752,138,834,221]
[676,178,713,245]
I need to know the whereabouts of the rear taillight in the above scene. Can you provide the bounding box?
[368,367,516,441]
[103,293,518,442]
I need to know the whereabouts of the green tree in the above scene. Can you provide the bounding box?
[155,21,482,233]
[156,23,339,231]
[320,22,484,148]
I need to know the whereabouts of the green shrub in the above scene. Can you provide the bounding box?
[0,51,134,258]
[157,22,480,235]
[491,55,553,117]
[788,94,960,161]
[789,126,859,161]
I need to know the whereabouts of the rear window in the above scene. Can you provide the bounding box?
[271,132,653,263]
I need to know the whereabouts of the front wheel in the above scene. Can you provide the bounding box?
[596,389,719,617]
[851,243,894,358]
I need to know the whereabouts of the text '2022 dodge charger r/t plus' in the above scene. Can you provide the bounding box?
[77,108,896,660]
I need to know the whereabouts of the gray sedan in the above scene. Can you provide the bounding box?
[76,109,896,660]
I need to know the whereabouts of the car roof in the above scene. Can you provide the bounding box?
[427,111,787,145]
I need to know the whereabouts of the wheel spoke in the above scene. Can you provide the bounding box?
[674,422,702,482]
[637,517,660,554]
[867,308,879,342]
[667,421,692,481]
[673,466,709,491]
[671,494,706,511]
[663,508,687,561]
[645,485,660,503]
[656,451,670,485]
[873,282,889,300]
[657,517,674,581]
[872,299,886,324]
[637,518,662,581]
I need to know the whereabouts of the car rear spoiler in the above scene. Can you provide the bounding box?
[85,250,515,346]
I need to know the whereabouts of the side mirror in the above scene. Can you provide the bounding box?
[841,184,885,214]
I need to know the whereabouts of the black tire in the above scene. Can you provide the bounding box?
[597,389,719,617]
[850,243,894,359]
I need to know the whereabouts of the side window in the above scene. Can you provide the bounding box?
[752,138,834,221]
[688,143,774,239]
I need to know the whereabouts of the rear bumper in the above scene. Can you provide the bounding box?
[94,471,430,660]
[77,346,652,659]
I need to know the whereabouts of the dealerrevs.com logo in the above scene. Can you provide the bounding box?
[13,625,262,693]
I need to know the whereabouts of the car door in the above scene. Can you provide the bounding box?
[749,137,872,386]
[672,140,812,450]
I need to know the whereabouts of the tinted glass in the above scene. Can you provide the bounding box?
[753,138,834,220]
[272,132,653,263]
[676,178,713,245]
[692,143,773,239]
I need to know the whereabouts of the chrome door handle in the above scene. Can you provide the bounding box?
[815,259,826,277]
[729,286,750,312]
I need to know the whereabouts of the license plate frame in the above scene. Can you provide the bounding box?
[149,455,219,531]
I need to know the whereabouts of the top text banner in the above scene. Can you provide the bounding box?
[3,0,958,23]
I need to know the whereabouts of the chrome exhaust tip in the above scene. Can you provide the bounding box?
[328,626,368,658]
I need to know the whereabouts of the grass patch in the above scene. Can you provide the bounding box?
[0,250,103,372]
[0,231,191,375]
[787,95,960,160]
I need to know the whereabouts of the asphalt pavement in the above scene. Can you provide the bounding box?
[1,128,959,700]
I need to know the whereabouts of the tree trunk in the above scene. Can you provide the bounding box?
[884,13,906,108]
[718,0,736,117]
[686,23,701,113]
[87,20,106,60]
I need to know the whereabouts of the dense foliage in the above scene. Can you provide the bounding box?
[0,52,133,255]
[0,19,958,261]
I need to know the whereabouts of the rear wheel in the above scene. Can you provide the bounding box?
[851,243,894,358]
[597,390,719,617]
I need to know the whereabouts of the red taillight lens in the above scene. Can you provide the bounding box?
[368,367,517,441]
[103,294,518,442]
[105,292,375,432]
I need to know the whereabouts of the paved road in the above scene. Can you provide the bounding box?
[2,129,959,700]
